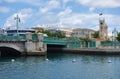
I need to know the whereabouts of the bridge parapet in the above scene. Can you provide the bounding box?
[0,34,26,41]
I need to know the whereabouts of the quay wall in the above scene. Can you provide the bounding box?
[47,47,120,55]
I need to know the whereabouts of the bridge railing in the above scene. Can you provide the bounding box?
[43,37,82,48]
[100,41,120,48]
[67,39,81,48]
[0,34,26,41]
[43,37,67,45]
[44,37,67,41]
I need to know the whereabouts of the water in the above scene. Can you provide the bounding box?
[0,53,120,79]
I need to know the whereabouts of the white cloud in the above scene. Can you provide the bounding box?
[0,6,10,13]
[76,0,120,8]
[20,0,43,6]
[40,0,60,14]
[4,0,16,3]
[57,7,72,17]
[4,8,33,29]
[89,7,95,12]
[2,0,43,6]
[63,0,72,3]
[60,16,82,26]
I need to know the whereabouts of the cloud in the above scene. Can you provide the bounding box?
[4,8,33,29]
[57,8,82,27]
[4,0,16,3]
[63,0,73,3]
[2,0,43,6]
[0,6,10,13]
[76,0,120,8]
[39,0,60,14]
[57,7,72,17]
[19,0,43,6]
[89,7,95,12]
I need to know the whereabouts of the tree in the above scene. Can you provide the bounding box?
[81,37,91,42]
[116,32,120,41]
[93,31,99,38]
[52,32,65,38]
[37,30,65,38]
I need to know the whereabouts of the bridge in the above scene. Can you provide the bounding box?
[0,33,47,56]
[0,32,83,56]
[0,32,98,56]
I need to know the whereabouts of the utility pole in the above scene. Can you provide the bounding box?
[14,14,20,37]
[112,28,117,48]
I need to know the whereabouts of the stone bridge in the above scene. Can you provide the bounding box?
[0,33,47,56]
[0,33,86,56]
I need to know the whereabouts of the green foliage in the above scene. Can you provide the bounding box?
[105,38,111,42]
[52,32,65,38]
[116,32,120,41]
[93,31,99,38]
[81,37,91,42]
[38,30,65,38]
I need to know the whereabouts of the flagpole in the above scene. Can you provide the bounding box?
[16,15,19,37]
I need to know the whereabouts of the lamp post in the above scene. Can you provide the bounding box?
[112,28,117,48]
[14,14,20,37]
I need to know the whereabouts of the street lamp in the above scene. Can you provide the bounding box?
[112,28,118,48]
[14,14,20,37]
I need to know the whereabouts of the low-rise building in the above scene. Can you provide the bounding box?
[59,28,73,38]
[72,28,96,38]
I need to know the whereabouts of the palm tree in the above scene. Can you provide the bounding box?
[93,31,99,38]
[116,32,120,41]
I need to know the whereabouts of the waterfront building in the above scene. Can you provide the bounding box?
[5,28,35,36]
[72,28,96,38]
[59,28,73,38]
[44,25,60,33]
[32,27,44,33]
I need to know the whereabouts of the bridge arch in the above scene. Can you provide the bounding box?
[0,45,22,57]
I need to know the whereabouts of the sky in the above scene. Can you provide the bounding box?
[0,0,120,35]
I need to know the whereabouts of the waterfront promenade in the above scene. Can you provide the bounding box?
[62,48,120,55]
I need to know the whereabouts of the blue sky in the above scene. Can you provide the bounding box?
[0,0,120,35]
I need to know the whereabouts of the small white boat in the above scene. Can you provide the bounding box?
[11,59,15,62]
[72,59,76,62]
[108,60,112,63]
[45,58,49,61]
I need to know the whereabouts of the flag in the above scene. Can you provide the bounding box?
[99,13,103,16]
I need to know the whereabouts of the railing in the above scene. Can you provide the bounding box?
[67,39,81,48]
[43,37,67,45]
[0,34,40,41]
[101,41,120,46]
[0,35,97,48]
[101,41,120,48]
[0,34,26,41]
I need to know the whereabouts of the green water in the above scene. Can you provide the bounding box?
[0,53,120,79]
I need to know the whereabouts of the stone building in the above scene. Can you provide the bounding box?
[72,28,96,39]
[99,17,108,40]
[60,28,73,38]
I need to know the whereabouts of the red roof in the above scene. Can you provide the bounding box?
[93,38,105,41]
